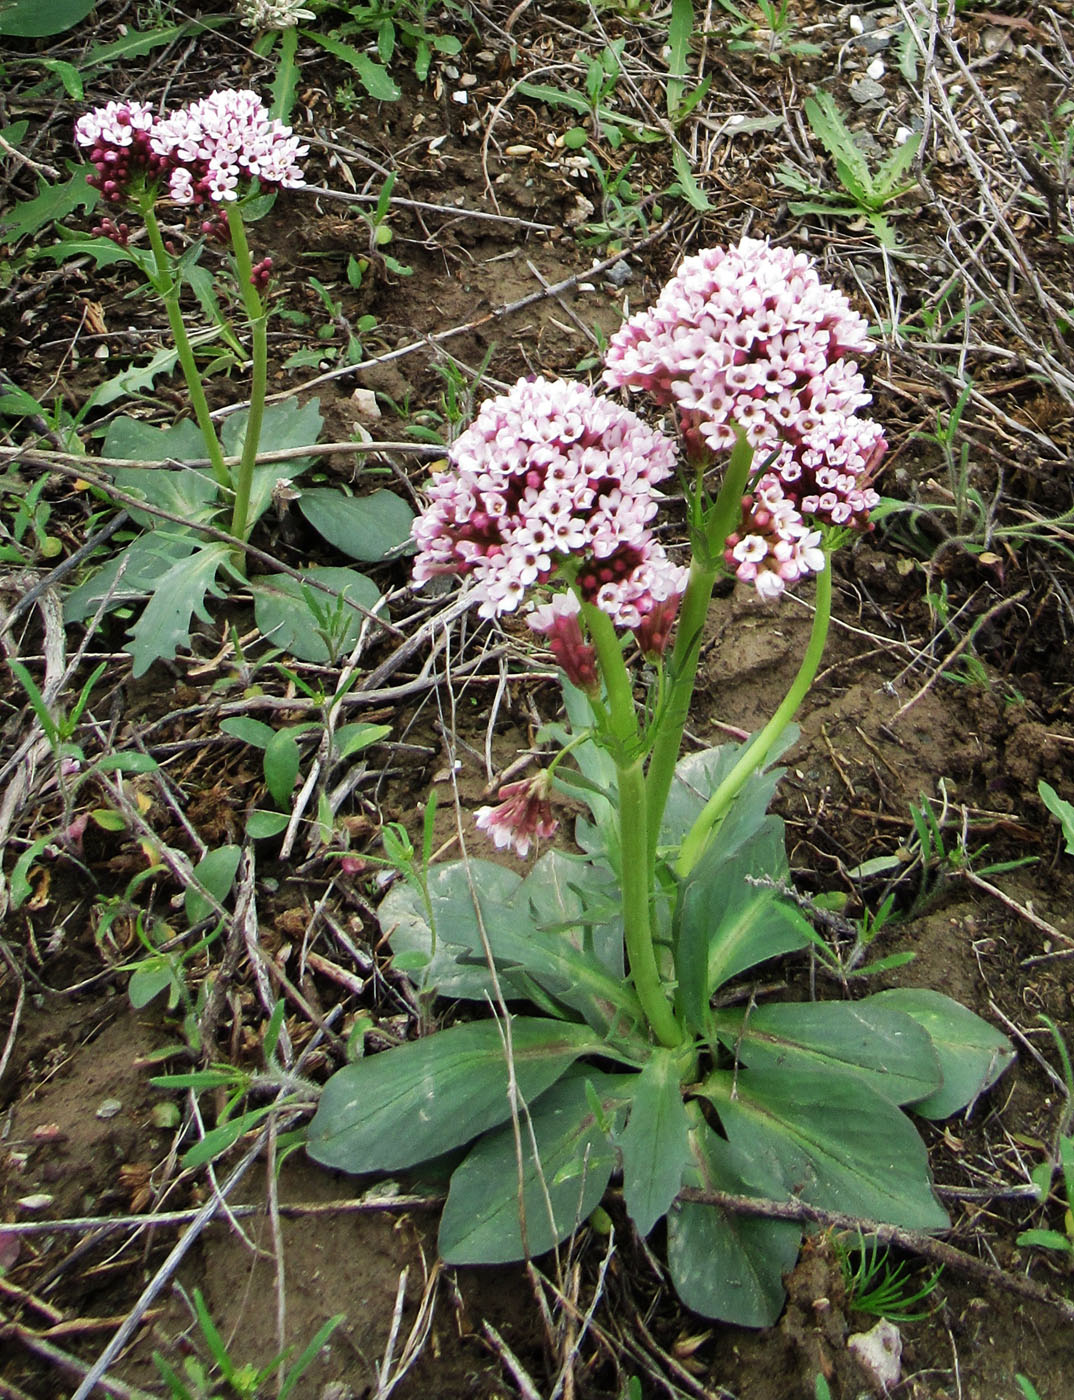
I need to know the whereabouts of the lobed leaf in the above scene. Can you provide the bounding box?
[126,542,232,677]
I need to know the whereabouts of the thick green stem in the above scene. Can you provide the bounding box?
[226,206,269,558]
[676,552,834,879]
[142,205,230,492]
[644,434,755,872]
[583,601,681,1049]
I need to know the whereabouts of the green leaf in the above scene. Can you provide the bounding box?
[333,721,391,760]
[0,0,95,38]
[128,958,181,1010]
[64,530,201,624]
[668,1105,802,1326]
[270,26,298,121]
[701,1065,950,1231]
[185,843,242,926]
[439,1070,629,1264]
[263,728,301,807]
[677,822,811,1025]
[82,18,228,67]
[250,566,382,664]
[221,398,323,533]
[1016,1228,1073,1253]
[102,417,218,524]
[32,231,154,273]
[715,1000,942,1108]
[804,93,872,197]
[616,1047,692,1238]
[870,989,1014,1119]
[661,738,793,854]
[126,543,232,677]
[96,752,160,775]
[0,172,98,243]
[220,717,277,749]
[306,1018,604,1173]
[1039,779,1074,854]
[381,853,642,1034]
[297,487,415,562]
[301,29,401,100]
[670,145,712,212]
[81,346,183,413]
[246,810,291,840]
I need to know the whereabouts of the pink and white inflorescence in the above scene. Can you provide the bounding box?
[475,772,558,859]
[75,90,306,210]
[412,376,688,629]
[150,89,307,206]
[74,101,164,202]
[603,238,886,598]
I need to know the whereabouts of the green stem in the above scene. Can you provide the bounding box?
[644,433,755,873]
[582,601,681,1050]
[676,551,833,879]
[142,204,230,492]
[226,205,269,559]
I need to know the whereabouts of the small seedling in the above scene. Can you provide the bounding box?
[1039,780,1074,854]
[779,92,922,248]
[836,1232,942,1322]
[713,0,823,61]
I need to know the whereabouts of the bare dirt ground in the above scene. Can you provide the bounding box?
[4,2,1074,1397]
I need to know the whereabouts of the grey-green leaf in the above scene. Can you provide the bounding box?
[616,1047,692,1238]
[251,566,381,663]
[702,1065,950,1232]
[668,1108,802,1327]
[870,988,1014,1119]
[306,1019,602,1173]
[297,487,415,562]
[715,1000,942,1107]
[438,1070,628,1264]
[126,543,232,677]
[263,728,301,807]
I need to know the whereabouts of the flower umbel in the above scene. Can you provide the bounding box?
[412,376,687,628]
[475,771,558,858]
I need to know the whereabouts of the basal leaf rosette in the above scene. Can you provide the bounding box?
[412,375,688,627]
[603,238,887,599]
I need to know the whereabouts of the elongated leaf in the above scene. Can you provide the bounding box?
[702,1065,950,1231]
[301,29,400,100]
[661,735,796,858]
[82,17,228,66]
[0,171,97,242]
[64,530,200,623]
[668,1105,802,1326]
[82,346,184,412]
[220,717,276,749]
[677,822,811,1027]
[805,93,872,197]
[251,566,381,663]
[870,988,1014,1119]
[263,728,301,807]
[617,1048,692,1238]
[439,1070,629,1264]
[185,843,242,925]
[297,487,415,562]
[126,542,232,677]
[307,1019,603,1173]
[715,1000,942,1107]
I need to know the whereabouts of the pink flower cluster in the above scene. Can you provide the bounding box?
[603,238,885,598]
[475,771,558,859]
[74,90,307,209]
[412,377,688,630]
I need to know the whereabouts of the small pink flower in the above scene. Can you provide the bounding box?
[528,593,599,692]
[475,771,558,859]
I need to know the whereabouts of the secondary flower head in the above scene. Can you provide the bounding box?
[412,376,687,629]
[150,89,308,206]
[528,592,599,692]
[74,101,164,202]
[475,771,558,859]
[724,474,826,600]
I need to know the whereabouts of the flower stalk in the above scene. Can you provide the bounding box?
[142,203,230,493]
[226,204,270,558]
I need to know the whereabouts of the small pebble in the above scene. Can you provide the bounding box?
[850,77,886,105]
[866,56,886,80]
[96,1098,123,1120]
[17,1194,54,1212]
[603,259,633,287]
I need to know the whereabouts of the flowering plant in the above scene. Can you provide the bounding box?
[64,92,406,673]
[308,240,1013,1325]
